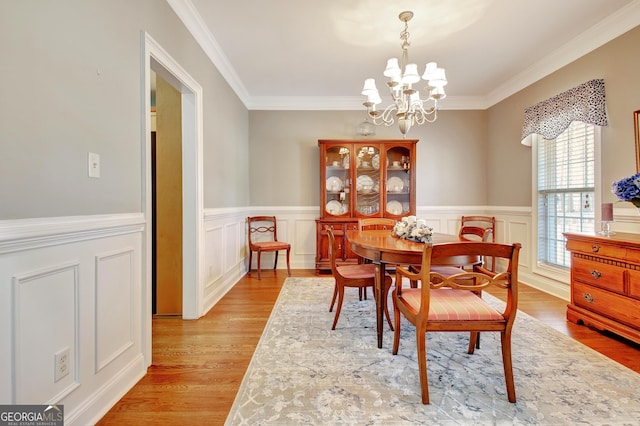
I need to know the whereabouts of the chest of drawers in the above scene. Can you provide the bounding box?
[564,232,640,344]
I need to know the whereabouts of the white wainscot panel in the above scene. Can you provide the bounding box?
[95,249,134,373]
[224,222,239,274]
[13,262,80,403]
[294,219,317,256]
[205,225,224,285]
[507,220,530,269]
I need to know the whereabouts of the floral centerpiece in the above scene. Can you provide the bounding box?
[392,215,433,243]
[611,173,640,207]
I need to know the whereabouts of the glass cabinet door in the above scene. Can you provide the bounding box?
[324,145,350,216]
[355,145,381,216]
[384,146,412,216]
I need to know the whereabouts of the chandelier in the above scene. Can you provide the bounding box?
[361,11,447,136]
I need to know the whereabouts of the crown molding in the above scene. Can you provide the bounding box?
[242,95,488,111]
[167,0,640,111]
[165,0,251,105]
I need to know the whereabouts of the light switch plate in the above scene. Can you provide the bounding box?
[88,152,100,178]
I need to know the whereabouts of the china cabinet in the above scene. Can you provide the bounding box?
[316,139,417,273]
[564,231,640,344]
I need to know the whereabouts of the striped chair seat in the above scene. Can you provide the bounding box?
[400,288,504,321]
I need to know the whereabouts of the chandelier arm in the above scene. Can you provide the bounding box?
[415,106,438,124]
[370,104,397,126]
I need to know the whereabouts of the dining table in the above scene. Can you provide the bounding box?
[346,229,477,348]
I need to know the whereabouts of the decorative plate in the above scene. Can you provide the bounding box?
[326,200,343,215]
[372,154,380,169]
[342,154,349,169]
[386,200,402,215]
[387,176,404,193]
[356,175,374,191]
[326,176,343,192]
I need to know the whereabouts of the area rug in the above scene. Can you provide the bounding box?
[225,277,640,425]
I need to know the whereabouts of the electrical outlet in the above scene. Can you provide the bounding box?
[54,347,70,382]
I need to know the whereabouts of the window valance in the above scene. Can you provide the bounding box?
[520,79,608,146]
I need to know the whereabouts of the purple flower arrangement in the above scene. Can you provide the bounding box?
[611,173,640,207]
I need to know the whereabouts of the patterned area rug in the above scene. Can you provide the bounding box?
[225,277,640,425]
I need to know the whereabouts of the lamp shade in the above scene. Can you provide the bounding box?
[422,62,438,80]
[409,92,421,107]
[383,58,401,77]
[429,86,446,100]
[402,63,420,84]
[367,91,382,105]
[428,68,447,87]
[362,78,378,95]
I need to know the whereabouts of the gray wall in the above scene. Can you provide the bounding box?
[249,25,640,209]
[487,25,640,207]
[249,109,487,207]
[0,0,249,220]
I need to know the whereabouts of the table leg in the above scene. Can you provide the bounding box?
[374,262,385,349]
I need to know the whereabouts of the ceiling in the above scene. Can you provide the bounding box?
[168,0,640,110]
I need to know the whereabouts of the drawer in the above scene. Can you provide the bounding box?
[566,239,626,260]
[317,222,345,235]
[572,256,625,294]
[345,222,359,232]
[629,269,640,300]
[624,248,640,264]
[572,282,640,330]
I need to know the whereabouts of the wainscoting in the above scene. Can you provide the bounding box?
[0,214,146,425]
[1,204,637,424]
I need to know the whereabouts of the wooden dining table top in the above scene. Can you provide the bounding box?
[345,229,467,266]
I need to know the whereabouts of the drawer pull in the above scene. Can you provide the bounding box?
[591,244,600,253]
[583,293,595,303]
[590,270,602,279]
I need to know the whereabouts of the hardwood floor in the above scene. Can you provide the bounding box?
[97,269,640,425]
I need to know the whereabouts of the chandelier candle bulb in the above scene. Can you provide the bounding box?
[602,203,614,222]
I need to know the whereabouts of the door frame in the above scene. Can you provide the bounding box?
[141,32,204,364]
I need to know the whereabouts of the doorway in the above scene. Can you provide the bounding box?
[143,32,204,365]
[152,73,183,315]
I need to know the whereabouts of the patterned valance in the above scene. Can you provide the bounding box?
[521,79,608,146]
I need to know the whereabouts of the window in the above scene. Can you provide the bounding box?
[536,121,596,268]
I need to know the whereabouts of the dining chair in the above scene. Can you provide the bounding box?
[327,228,393,331]
[356,218,399,298]
[459,215,496,271]
[247,216,291,280]
[392,241,521,404]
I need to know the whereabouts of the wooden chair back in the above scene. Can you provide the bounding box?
[392,240,521,404]
[459,215,496,271]
[248,215,280,246]
[247,216,291,280]
[459,215,495,242]
[357,218,397,231]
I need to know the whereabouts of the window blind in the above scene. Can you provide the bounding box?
[537,121,595,268]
